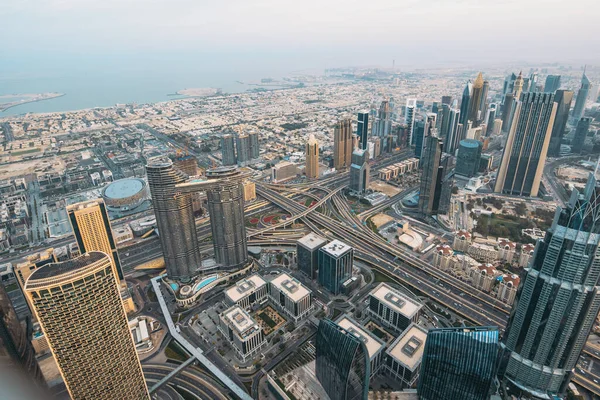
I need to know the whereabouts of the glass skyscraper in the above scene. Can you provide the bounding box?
[318,240,353,295]
[499,172,600,398]
[455,139,482,178]
[316,319,370,400]
[418,327,499,400]
[357,112,369,150]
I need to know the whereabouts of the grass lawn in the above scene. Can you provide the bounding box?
[11,148,40,156]
[165,340,190,362]
[373,270,394,283]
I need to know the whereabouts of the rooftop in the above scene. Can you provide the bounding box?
[321,239,352,257]
[225,274,267,303]
[221,306,260,337]
[26,251,109,286]
[269,272,311,302]
[370,283,423,319]
[387,323,428,371]
[297,233,327,250]
[336,316,385,360]
[103,178,145,199]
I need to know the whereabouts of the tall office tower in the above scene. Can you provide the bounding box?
[544,75,561,92]
[437,154,455,215]
[547,90,574,158]
[373,100,393,138]
[235,133,251,165]
[432,101,440,115]
[418,135,443,216]
[248,131,259,159]
[485,103,498,135]
[316,319,370,400]
[418,327,498,400]
[503,72,517,95]
[498,173,600,397]
[572,117,592,154]
[221,134,237,166]
[415,114,437,159]
[146,158,202,281]
[305,134,319,179]
[24,252,149,400]
[333,119,353,170]
[442,106,461,153]
[456,139,482,178]
[405,98,417,145]
[297,233,327,279]
[395,124,409,149]
[501,93,515,133]
[318,240,353,295]
[572,69,591,121]
[357,112,369,150]
[205,167,248,270]
[0,283,46,389]
[459,81,472,126]
[66,199,124,282]
[514,71,524,99]
[495,92,557,197]
[479,80,490,118]
[468,73,484,126]
[528,72,539,92]
[441,95,452,105]
[349,148,370,195]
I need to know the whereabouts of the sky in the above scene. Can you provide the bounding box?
[1,0,600,70]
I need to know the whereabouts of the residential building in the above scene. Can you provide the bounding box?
[497,239,517,264]
[316,319,370,400]
[384,323,428,388]
[453,230,472,252]
[24,252,149,400]
[368,283,423,332]
[496,274,520,306]
[235,133,251,165]
[467,243,499,264]
[305,134,319,179]
[225,274,267,309]
[499,173,600,397]
[418,327,499,400]
[495,92,557,197]
[318,240,353,295]
[547,90,574,157]
[297,233,327,279]
[333,119,353,170]
[219,306,266,362]
[433,244,454,271]
[373,100,393,138]
[469,263,499,292]
[221,134,237,166]
[518,243,535,268]
[268,273,312,322]
[336,315,386,377]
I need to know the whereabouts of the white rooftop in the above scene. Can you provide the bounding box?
[225,274,267,303]
[297,233,327,250]
[387,323,427,371]
[370,283,423,319]
[269,273,311,302]
[321,239,352,258]
[222,306,260,336]
[336,316,384,360]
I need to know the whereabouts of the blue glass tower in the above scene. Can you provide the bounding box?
[316,319,370,400]
[418,327,499,400]
[357,112,369,150]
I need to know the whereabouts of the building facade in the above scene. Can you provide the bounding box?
[456,139,482,178]
[297,233,327,279]
[225,274,267,309]
[316,319,370,400]
[336,315,385,377]
[572,117,591,154]
[24,252,149,400]
[544,75,561,93]
[219,306,266,362]
[318,240,353,295]
[271,161,298,183]
[418,327,498,400]
[499,173,600,398]
[547,90,574,157]
[333,119,353,170]
[221,134,237,166]
[305,134,320,179]
[268,273,312,322]
[405,99,417,145]
[367,283,423,332]
[572,70,590,121]
[495,92,557,197]
[357,112,369,150]
[350,148,370,195]
[384,323,428,388]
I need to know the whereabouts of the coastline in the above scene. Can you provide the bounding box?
[0,93,66,113]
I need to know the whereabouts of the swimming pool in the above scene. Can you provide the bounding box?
[194,275,218,292]
[170,283,179,291]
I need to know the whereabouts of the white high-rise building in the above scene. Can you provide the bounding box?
[405,99,417,146]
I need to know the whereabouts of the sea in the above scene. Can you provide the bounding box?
[0,52,315,116]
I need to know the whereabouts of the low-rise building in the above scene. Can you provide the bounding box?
[497,238,516,264]
[113,225,134,244]
[219,306,266,362]
[467,242,499,264]
[433,245,454,271]
[453,230,471,252]
[469,263,499,293]
[368,283,423,332]
[497,274,520,306]
[336,315,386,377]
[268,273,312,322]
[271,161,298,183]
[384,323,428,388]
[225,274,268,309]
[519,243,535,268]
[243,180,256,202]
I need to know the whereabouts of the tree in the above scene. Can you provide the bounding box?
[514,202,527,217]
[451,186,459,194]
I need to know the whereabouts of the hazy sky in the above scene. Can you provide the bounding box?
[2,0,600,68]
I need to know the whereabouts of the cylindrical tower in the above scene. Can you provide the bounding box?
[24,252,149,400]
[146,159,202,281]
[206,167,248,270]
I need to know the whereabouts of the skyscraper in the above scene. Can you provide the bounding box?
[24,252,149,400]
[221,134,237,166]
[0,283,46,389]
[498,172,600,397]
[572,69,591,121]
[495,92,557,197]
[479,79,490,119]
[468,73,484,125]
[503,72,517,95]
[456,139,482,178]
[373,100,393,138]
[248,131,260,159]
[318,240,353,295]
[66,199,124,282]
[442,106,461,153]
[297,233,327,279]
[547,90,574,157]
[514,71,524,99]
[316,319,370,400]
[441,95,452,106]
[333,119,353,170]
[418,135,443,215]
[485,103,498,136]
[205,167,248,270]
[356,112,369,150]
[405,99,417,145]
[349,148,370,195]
[501,93,515,134]
[544,75,561,93]
[572,117,591,154]
[305,134,319,179]
[146,158,202,281]
[459,81,472,126]
[235,133,251,165]
[418,327,498,400]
